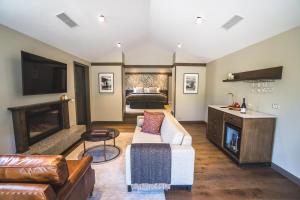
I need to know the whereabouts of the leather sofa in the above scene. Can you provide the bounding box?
[0,154,95,200]
[125,111,195,191]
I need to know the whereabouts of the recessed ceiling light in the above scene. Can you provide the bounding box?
[99,15,105,23]
[195,16,203,24]
[177,43,182,48]
[116,42,122,48]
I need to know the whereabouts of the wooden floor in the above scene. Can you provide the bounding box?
[92,122,300,200]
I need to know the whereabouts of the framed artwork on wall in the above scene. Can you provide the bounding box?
[183,73,199,94]
[99,73,114,93]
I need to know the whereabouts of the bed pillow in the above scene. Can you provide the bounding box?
[149,87,158,93]
[144,88,150,93]
[133,87,143,93]
[142,111,165,135]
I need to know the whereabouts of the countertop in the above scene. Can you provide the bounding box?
[209,105,276,119]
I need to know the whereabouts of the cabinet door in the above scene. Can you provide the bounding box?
[207,107,224,147]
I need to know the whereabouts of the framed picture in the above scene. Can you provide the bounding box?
[183,73,199,94]
[99,73,114,93]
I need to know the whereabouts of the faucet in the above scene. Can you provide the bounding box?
[227,93,234,105]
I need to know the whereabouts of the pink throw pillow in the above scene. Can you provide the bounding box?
[142,111,165,135]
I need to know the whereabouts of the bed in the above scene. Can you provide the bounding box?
[126,89,168,109]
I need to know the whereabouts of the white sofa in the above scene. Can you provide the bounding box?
[125,111,195,191]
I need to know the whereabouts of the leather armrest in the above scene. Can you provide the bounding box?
[67,156,93,184]
[0,183,56,200]
[56,156,93,199]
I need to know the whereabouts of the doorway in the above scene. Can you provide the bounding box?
[74,62,91,127]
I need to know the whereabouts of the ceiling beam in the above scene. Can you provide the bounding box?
[123,65,174,68]
[174,62,206,67]
[91,62,123,66]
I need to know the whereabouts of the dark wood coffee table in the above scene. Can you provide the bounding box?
[81,128,120,163]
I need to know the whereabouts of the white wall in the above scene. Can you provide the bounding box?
[206,26,300,179]
[175,66,206,121]
[168,76,172,104]
[92,50,123,63]
[0,25,90,153]
[90,65,123,121]
[124,41,173,65]
[175,51,205,63]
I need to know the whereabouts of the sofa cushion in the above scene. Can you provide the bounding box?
[160,114,184,145]
[0,154,69,186]
[132,127,162,143]
[142,111,165,134]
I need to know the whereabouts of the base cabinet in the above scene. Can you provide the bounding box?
[207,107,276,165]
[207,107,224,147]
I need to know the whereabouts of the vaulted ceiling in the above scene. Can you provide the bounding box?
[1,0,300,62]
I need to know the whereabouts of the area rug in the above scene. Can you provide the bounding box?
[66,132,166,200]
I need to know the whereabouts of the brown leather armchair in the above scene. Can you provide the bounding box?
[0,154,95,200]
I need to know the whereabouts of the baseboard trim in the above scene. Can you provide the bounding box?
[179,121,207,125]
[271,163,300,186]
[92,121,124,124]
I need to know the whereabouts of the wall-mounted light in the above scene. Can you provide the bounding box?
[99,15,105,23]
[116,42,122,48]
[177,43,182,48]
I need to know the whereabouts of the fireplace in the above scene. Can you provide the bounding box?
[8,100,70,153]
[26,104,62,145]
[224,122,242,159]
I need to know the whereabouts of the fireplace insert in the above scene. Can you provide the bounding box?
[224,122,242,159]
[26,104,62,145]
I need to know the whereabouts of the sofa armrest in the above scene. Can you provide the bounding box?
[170,145,195,185]
[0,183,56,200]
[137,116,144,127]
[57,156,94,199]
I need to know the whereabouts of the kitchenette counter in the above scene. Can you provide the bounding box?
[208,105,276,119]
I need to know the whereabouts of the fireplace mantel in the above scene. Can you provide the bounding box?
[8,100,70,153]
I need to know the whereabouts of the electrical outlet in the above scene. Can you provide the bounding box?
[272,104,280,109]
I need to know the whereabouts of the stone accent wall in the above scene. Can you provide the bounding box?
[125,74,168,90]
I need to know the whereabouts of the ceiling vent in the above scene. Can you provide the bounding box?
[221,15,243,30]
[56,12,78,28]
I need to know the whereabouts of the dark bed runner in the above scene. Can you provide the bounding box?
[130,143,171,191]
[126,93,167,102]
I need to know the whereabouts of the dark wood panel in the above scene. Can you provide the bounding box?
[61,101,70,129]
[8,100,70,111]
[11,111,28,153]
[174,62,206,67]
[91,62,123,66]
[223,66,283,82]
[240,118,276,163]
[74,62,91,128]
[207,107,224,147]
[123,65,173,68]
[224,113,243,128]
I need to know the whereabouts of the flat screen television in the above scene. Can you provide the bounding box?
[21,51,67,95]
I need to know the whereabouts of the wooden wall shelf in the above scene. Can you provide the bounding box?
[223,66,283,82]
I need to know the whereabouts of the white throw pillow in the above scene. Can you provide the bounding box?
[149,87,158,93]
[144,88,150,93]
[134,87,143,93]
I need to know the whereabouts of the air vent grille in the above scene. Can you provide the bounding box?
[56,12,78,28]
[222,15,243,30]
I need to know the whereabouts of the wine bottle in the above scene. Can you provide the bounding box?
[241,98,247,114]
